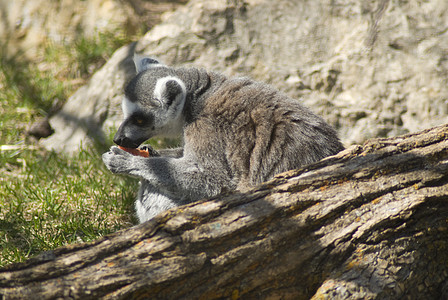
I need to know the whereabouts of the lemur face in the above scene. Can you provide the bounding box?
[113,57,186,148]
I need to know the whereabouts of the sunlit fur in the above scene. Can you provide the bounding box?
[103,56,344,223]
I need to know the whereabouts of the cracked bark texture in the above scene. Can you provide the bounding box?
[1,124,448,299]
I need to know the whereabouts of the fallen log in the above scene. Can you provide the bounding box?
[1,124,448,299]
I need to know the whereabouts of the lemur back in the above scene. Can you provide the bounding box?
[185,76,343,190]
[103,56,344,223]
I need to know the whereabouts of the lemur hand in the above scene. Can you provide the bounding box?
[102,146,135,174]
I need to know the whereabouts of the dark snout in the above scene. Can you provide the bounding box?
[113,122,146,148]
[113,133,141,148]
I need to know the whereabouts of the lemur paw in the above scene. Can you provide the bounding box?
[102,146,134,174]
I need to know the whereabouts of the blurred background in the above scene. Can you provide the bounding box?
[0,0,447,266]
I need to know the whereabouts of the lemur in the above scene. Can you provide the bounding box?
[102,55,344,223]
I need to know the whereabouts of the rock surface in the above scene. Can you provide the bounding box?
[42,0,448,152]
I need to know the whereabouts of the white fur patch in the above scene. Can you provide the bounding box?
[122,96,139,119]
[153,76,187,107]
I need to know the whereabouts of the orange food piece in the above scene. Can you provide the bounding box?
[118,146,150,157]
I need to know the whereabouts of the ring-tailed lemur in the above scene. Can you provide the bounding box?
[102,55,344,223]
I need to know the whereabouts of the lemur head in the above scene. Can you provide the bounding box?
[113,55,187,148]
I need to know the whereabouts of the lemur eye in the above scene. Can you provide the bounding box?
[132,115,146,126]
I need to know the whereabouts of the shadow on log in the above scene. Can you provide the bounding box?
[1,124,448,299]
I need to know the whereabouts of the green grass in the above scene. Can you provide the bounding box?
[0,29,144,267]
[0,149,138,266]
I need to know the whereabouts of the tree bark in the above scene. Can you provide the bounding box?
[1,124,448,300]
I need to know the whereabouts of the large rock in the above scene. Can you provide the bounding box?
[43,0,448,152]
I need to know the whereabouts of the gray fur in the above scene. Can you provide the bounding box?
[103,57,344,223]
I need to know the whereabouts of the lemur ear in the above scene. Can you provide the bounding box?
[133,54,163,73]
[154,77,186,107]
